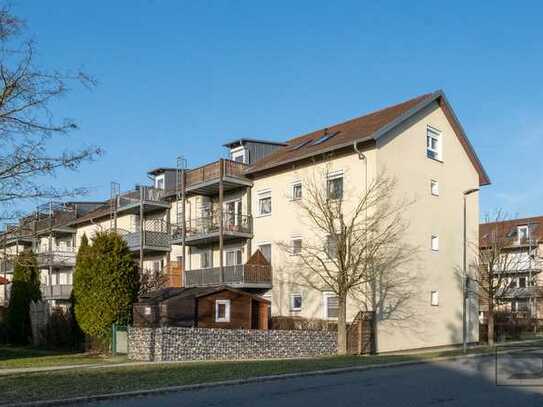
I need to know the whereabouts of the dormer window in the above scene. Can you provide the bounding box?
[517,225,529,244]
[230,146,246,163]
[155,174,165,190]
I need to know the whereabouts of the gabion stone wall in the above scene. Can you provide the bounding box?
[128,327,337,361]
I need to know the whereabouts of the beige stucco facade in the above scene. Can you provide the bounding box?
[250,101,481,352]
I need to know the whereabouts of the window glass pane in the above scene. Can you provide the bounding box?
[293,184,302,200]
[225,251,235,266]
[326,295,339,318]
[217,303,225,318]
[291,294,302,310]
[327,177,343,200]
[292,239,302,255]
[259,244,272,263]
[431,290,439,306]
[259,197,271,215]
[431,235,439,251]
[431,180,439,196]
[326,235,338,258]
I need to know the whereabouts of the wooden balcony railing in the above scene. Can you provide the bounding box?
[184,159,249,189]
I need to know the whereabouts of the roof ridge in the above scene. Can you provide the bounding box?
[283,91,436,145]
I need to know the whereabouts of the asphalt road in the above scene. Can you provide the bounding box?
[87,352,543,407]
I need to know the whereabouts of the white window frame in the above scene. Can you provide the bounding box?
[326,170,344,200]
[230,146,246,163]
[430,290,439,306]
[155,174,165,190]
[257,189,272,217]
[430,179,439,196]
[426,126,442,161]
[517,225,529,245]
[290,293,303,311]
[291,181,302,201]
[431,235,440,251]
[323,291,339,320]
[215,299,231,323]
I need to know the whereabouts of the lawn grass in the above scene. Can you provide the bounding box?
[0,346,500,405]
[0,346,126,369]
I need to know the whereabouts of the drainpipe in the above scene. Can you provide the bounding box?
[353,141,375,352]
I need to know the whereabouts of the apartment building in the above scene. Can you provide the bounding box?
[1,90,489,352]
[479,216,543,319]
[0,201,103,309]
[147,89,488,352]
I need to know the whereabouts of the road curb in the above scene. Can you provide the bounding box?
[4,350,516,407]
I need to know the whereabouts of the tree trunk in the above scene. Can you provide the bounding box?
[337,295,347,354]
[487,300,495,347]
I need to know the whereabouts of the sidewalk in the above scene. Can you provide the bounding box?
[2,337,541,376]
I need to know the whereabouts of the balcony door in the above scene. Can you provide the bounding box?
[225,249,242,267]
[225,200,242,230]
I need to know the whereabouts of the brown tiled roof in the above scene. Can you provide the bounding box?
[246,90,490,186]
[480,216,543,245]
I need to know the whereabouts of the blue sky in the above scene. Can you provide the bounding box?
[12,1,543,219]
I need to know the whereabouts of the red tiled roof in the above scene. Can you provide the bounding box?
[246,90,490,186]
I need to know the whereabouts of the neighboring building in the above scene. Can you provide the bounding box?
[3,90,490,352]
[479,216,543,319]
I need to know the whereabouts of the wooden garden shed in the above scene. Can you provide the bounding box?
[133,286,270,330]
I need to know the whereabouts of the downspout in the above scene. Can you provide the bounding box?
[353,141,376,353]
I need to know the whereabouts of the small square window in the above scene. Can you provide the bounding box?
[291,238,302,255]
[215,299,231,323]
[290,294,303,311]
[144,306,152,316]
[292,183,302,200]
[430,180,439,196]
[430,290,439,306]
[431,235,439,251]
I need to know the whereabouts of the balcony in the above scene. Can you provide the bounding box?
[118,219,170,253]
[36,248,76,268]
[171,214,252,246]
[41,284,72,300]
[115,186,170,215]
[184,264,272,288]
[181,159,252,196]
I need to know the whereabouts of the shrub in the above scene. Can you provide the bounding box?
[270,316,337,331]
[73,232,139,343]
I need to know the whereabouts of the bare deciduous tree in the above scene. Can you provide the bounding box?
[470,212,532,346]
[0,6,102,220]
[278,168,416,354]
[138,268,168,297]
